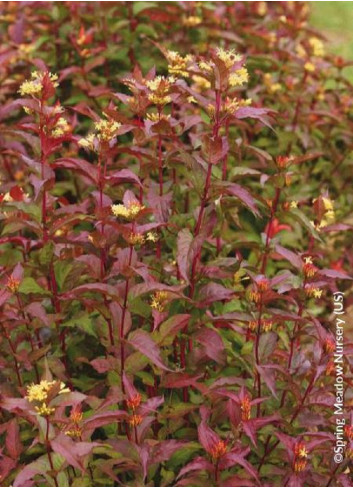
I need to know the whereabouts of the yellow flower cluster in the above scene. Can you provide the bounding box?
[146,76,175,106]
[150,291,168,312]
[18,43,35,58]
[309,37,325,57]
[127,232,145,245]
[51,117,70,138]
[166,50,193,77]
[198,60,214,73]
[111,201,145,220]
[78,133,95,150]
[192,75,211,91]
[216,48,242,69]
[146,231,158,242]
[65,428,82,437]
[311,196,335,230]
[146,113,171,123]
[263,73,281,93]
[18,71,58,97]
[229,67,249,87]
[209,440,228,460]
[65,406,83,438]
[79,117,120,149]
[94,118,121,141]
[257,1,267,16]
[293,442,308,473]
[6,275,20,293]
[198,48,248,91]
[262,320,273,332]
[207,97,251,117]
[240,395,251,421]
[249,290,261,304]
[304,61,315,73]
[303,256,317,278]
[128,414,143,426]
[26,380,70,416]
[305,286,323,299]
[182,15,202,27]
[296,43,306,59]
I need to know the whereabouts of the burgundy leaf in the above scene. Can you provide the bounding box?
[128,329,172,371]
[195,327,225,364]
[177,456,213,479]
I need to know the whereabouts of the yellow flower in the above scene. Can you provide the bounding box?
[192,75,211,91]
[305,286,323,299]
[26,380,69,416]
[150,291,168,312]
[297,445,308,459]
[51,117,70,138]
[198,60,214,73]
[78,133,95,150]
[26,380,52,402]
[146,76,175,92]
[128,414,143,426]
[18,79,42,97]
[146,113,170,122]
[262,320,273,332]
[304,62,315,73]
[216,48,241,69]
[2,192,13,202]
[6,275,20,293]
[127,232,145,245]
[26,380,69,402]
[146,231,158,242]
[290,201,298,208]
[322,197,334,211]
[263,73,281,93]
[59,382,70,394]
[148,94,172,105]
[94,118,121,141]
[249,290,261,304]
[166,51,193,77]
[248,320,257,331]
[257,1,267,16]
[146,76,175,106]
[224,97,251,114]
[228,67,249,87]
[18,71,59,97]
[65,428,82,438]
[35,403,55,416]
[182,15,202,27]
[111,201,145,220]
[296,44,306,59]
[309,37,324,57]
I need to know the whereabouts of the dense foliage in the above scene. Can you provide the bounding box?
[0,1,352,487]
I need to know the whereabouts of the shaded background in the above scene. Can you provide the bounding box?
[311,1,353,78]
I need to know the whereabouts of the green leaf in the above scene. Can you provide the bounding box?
[54,261,73,291]
[168,442,201,467]
[241,341,253,355]
[18,277,50,296]
[133,1,157,15]
[62,313,97,337]
[39,241,54,266]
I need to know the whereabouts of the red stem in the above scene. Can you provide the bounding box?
[181,90,222,401]
[120,241,134,387]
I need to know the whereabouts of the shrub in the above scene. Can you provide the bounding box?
[0,2,352,487]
